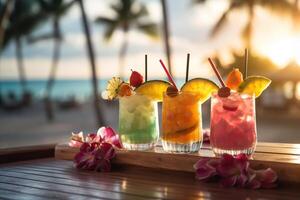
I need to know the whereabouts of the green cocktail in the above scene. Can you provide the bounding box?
[118,94,159,150]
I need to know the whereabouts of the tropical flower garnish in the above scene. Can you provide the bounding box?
[69,132,84,148]
[103,70,145,100]
[194,153,278,189]
[118,83,133,97]
[104,77,124,100]
[69,127,123,172]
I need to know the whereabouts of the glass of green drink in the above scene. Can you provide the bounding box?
[118,94,159,150]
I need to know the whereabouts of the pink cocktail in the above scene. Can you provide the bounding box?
[210,92,257,156]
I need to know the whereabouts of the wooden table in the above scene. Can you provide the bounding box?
[1,142,300,200]
[0,158,300,200]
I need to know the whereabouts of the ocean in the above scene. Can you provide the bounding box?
[0,78,187,102]
[0,79,109,101]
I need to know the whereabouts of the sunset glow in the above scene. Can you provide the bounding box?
[259,35,300,68]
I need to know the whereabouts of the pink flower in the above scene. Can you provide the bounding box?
[194,158,219,181]
[247,168,278,189]
[217,154,249,187]
[97,127,123,149]
[69,132,84,148]
[86,133,102,143]
[72,127,122,172]
[74,142,115,171]
[194,153,278,189]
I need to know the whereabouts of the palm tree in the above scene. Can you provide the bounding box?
[1,0,47,100]
[94,0,158,78]
[160,0,172,75]
[196,0,300,49]
[0,0,14,48]
[28,0,76,121]
[78,0,105,126]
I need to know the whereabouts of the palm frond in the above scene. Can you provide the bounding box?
[210,8,231,37]
[57,0,77,17]
[95,16,117,25]
[94,0,157,41]
[210,1,244,38]
[104,22,119,41]
[27,32,57,44]
[137,22,158,39]
[131,4,148,20]
[258,0,300,28]
[95,16,119,41]
[257,0,295,15]
[192,0,207,4]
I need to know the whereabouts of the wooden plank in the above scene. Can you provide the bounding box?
[0,170,211,199]
[0,175,150,200]
[0,167,238,199]
[3,164,299,198]
[0,144,55,164]
[55,143,300,183]
[0,182,101,200]
[0,188,49,200]
[257,142,300,149]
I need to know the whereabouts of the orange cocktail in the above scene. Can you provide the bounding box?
[162,91,202,153]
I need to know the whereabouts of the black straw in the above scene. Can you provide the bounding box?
[244,48,248,79]
[145,54,148,81]
[185,53,190,83]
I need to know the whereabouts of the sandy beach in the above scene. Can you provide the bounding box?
[1,99,300,149]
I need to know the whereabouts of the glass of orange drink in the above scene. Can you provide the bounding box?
[161,78,219,153]
[162,91,202,152]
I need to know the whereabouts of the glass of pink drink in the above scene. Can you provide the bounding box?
[210,91,256,156]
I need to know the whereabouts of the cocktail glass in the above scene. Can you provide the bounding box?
[210,91,257,156]
[162,91,202,153]
[119,94,159,150]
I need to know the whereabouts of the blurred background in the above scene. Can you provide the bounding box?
[1,0,300,148]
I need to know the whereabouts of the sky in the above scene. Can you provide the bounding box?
[0,0,299,80]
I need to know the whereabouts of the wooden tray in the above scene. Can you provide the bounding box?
[55,142,300,183]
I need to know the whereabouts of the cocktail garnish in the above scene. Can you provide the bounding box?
[105,77,124,100]
[166,85,179,97]
[181,78,219,103]
[130,70,144,87]
[225,68,243,90]
[218,87,231,97]
[238,76,271,98]
[118,83,133,97]
[135,80,171,101]
[159,59,178,90]
[208,58,230,98]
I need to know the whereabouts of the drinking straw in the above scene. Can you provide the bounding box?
[244,48,248,79]
[159,59,178,90]
[185,53,190,83]
[208,58,226,87]
[145,54,148,82]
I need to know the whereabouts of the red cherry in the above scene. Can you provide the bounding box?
[130,70,144,87]
[166,85,179,97]
[218,87,231,98]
